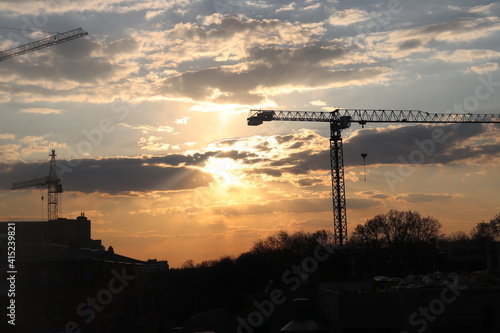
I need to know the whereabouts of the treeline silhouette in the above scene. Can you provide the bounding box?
[159,210,500,326]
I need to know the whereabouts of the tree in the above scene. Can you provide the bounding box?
[470,213,500,243]
[249,229,334,267]
[181,259,195,269]
[447,231,471,242]
[350,209,442,247]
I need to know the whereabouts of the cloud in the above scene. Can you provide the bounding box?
[0,144,21,161]
[0,0,179,16]
[360,17,500,61]
[398,39,422,51]
[468,62,499,74]
[240,123,499,186]
[328,8,369,26]
[287,218,332,229]
[433,49,500,62]
[20,107,64,114]
[132,15,391,104]
[416,18,500,42]
[310,100,327,106]
[276,2,295,13]
[212,195,380,216]
[396,193,455,203]
[343,123,499,167]
[0,134,15,140]
[297,178,324,187]
[211,197,333,216]
[174,117,190,124]
[1,155,207,194]
[0,35,143,103]
[159,44,388,104]
[137,136,171,151]
[355,191,391,200]
[118,123,175,134]
[135,15,325,63]
[468,3,500,15]
[0,147,262,194]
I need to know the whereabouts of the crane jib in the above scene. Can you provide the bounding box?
[248,109,500,124]
[0,28,88,62]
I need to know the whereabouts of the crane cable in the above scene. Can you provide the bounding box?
[360,123,367,181]
[0,26,61,35]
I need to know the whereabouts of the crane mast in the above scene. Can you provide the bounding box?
[248,109,500,245]
[12,150,63,221]
[0,28,88,62]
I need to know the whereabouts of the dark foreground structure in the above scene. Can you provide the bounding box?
[2,216,500,332]
[0,214,161,332]
[317,276,500,333]
[178,244,500,333]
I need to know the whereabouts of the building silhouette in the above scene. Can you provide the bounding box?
[0,214,159,332]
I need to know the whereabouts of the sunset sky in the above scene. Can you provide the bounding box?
[0,0,499,267]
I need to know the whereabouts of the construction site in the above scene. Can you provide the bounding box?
[1,3,500,333]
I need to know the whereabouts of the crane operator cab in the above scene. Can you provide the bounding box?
[339,116,351,129]
[247,110,275,126]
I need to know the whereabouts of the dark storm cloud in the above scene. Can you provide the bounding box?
[258,168,283,177]
[297,178,323,187]
[62,163,212,194]
[275,134,295,144]
[419,20,472,35]
[255,141,270,151]
[343,123,499,166]
[398,39,422,50]
[146,150,255,166]
[247,43,346,66]
[255,123,497,177]
[0,36,138,84]
[0,150,254,194]
[279,150,330,174]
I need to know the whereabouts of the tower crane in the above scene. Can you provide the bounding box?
[12,150,63,221]
[248,109,500,245]
[0,27,88,62]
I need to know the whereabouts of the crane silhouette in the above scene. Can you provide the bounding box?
[248,109,500,245]
[12,150,63,221]
[3,28,87,219]
[0,28,87,62]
